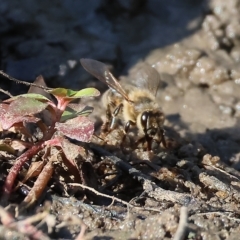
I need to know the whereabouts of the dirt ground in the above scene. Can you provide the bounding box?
[1,0,240,239]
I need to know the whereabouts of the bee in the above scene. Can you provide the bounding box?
[80,58,166,150]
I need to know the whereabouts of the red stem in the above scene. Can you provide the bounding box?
[56,97,70,121]
[2,117,58,203]
[1,97,70,204]
[2,142,45,204]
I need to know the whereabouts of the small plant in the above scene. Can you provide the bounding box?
[0,75,100,206]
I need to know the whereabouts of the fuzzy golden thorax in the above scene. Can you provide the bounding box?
[122,89,164,136]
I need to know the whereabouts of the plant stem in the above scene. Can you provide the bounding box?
[1,96,68,204]
[1,142,44,204]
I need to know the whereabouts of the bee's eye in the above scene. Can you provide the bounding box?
[141,111,149,130]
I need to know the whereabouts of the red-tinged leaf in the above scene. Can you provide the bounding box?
[45,136,83,167]
[60,137,86,160]
[44,137,62,147]
[0,113,40,130]
[46,136,86,183]
[0,103,8,112]
[0,97,48,130]
[0,103,40,130]
[45,136,86,159]
[28,75,53,101]
[9,97,48,116]
[55,116,94,142]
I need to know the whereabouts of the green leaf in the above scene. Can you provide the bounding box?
[48,87,100,99]
[61,104,93,122]
[47,88,77,97]
[4,93,50,103]
[72,88,100,98]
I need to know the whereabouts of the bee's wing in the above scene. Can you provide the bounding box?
[80,58,132,102]
[133,64,161,96]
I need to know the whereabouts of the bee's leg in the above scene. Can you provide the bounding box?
[121,120,135,149]
[124,120,135,134]
[109,103,123,130]
[146,129,167,151]
[160,129,167,148]
[101,103,123,139]
[145,135,153,151]
[101,104,112,133]
[135,135,150,150]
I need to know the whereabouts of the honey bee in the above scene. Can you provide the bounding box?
[80,58,166,149]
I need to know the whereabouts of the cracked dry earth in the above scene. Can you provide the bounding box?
[2,0,240,239]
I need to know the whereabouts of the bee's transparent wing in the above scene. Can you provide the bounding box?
[80,58,132,102]
[133,64,161,96]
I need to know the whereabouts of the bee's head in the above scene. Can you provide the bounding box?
[138,110,165,137]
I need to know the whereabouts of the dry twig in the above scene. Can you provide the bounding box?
[91,145,193,205]
[69,182,162,213]
[173,206,188,240]
[0,88,13,97]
